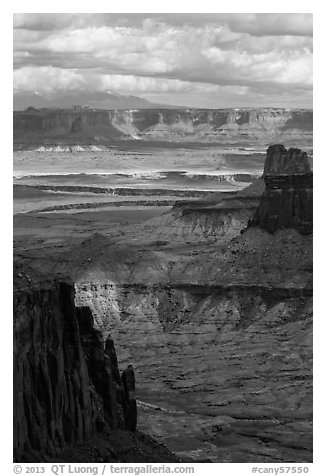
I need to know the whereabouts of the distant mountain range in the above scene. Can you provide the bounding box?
[13,91,184,111]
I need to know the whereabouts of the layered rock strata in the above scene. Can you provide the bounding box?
[13,108,313,147]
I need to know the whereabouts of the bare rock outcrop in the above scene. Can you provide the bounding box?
[13,276,126,461]
[249,145,312,234]
[263,144,311,175]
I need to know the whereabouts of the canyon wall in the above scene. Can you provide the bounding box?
[13,108,312,147]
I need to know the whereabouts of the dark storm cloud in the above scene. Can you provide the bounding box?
[13,13,313,108]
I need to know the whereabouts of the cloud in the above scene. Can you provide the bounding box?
[13,13,89,31]
[14,21,312,82]
[13,13,313,37]
[13,66,312,109]
[215,13,313,37]
[13,66,86,94]
[13,13,313,108]
[14,65,259,108]
[13,65,241,96]
[204,46,312,86]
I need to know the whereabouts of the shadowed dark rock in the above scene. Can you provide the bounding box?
[121,365,137,432]
[249,145,313,234]
[263,144,311,176]
[14,279,133,461]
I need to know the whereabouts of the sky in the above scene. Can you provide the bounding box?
[13,13,313,108]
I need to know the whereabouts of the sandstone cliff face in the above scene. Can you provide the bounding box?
[13,277,127,462]
[13,108,312,147]
[250,145,313,234]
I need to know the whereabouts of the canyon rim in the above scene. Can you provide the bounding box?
[13,12,313,469]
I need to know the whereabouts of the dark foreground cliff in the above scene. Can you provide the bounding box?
[13,268,180,463]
